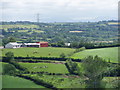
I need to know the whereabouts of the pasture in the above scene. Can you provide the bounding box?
[19,62,69,74]
[71,47,118,63]
[102,77,119,88]
[24,74,85,88]
[2,75,45,88]
[0,63,1,89]
[0,24,39,30]
[2,47,75,57]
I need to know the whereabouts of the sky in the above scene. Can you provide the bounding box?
[0,0,119,22]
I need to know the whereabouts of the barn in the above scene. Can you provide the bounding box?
[5,42,21,48]
[22,43,40,48]
[5,42,48,48]
[36,42,48,47]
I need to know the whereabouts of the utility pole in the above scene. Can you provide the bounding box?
[37,13,40,24]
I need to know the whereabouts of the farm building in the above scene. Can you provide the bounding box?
[5,42,49,48]
[36,42,48,47]
[21,43,40,48]
[65,43,71,46]
[5,42,22,48]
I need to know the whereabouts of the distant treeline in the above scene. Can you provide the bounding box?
[1,20,118,45]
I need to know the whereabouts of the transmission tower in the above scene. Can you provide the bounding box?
[37,13,40,24]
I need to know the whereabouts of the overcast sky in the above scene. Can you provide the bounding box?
[0,0,119,22]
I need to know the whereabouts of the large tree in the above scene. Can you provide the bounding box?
[5,52,14,62]
[82,55,108,88]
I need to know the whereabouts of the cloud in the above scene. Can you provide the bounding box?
[0,0,119,22]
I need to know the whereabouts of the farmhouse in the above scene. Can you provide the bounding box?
[5,42,22,48]
[5,42,49,48]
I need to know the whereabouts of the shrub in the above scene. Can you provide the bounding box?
[5,52,14,62]
[3,63,16,75]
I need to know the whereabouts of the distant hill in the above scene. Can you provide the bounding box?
[0,20,118,43]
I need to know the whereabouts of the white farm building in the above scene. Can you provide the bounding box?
[5,42,42,48]
[5,42,49,48]
[5,42,22,48]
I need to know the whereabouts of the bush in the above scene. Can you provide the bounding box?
[74,47,86,53]
[10,61,28,71]
[59,53,66,58]
[5,52,14,62]
[3,63,16,75]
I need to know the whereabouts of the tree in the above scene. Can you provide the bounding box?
[59,53,66,58]
[2,37,16,46]
[70,42,79,48]
[57,41,65,47]
[3,63,16,75]
[2,38,9,46]
[82,55,108,88]
[66,59,79,74]
[5,52,14,62]
[9,37,16,42]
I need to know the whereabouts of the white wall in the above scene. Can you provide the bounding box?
[5,43,21,48]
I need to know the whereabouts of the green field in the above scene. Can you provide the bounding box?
[2,47,75,57]
[102,77,119,88]
[24,74,85,88]
[2,75,45,88]
[0,62,2,89]
[0,25,39,30]
[19,62,69,74]
[71,47,118,63]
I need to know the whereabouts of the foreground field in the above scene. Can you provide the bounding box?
[2,47,75,57]
[102,77,119,88]
[0,62,2,89]
[2,75,45,88]
[19,62,69,74]
[23,74,85,88]
[72,47,118,63]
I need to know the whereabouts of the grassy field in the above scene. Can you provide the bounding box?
[19,62,69,74]
[0,25,39,30]
[2,75,45,88]
[102,77,119,88]
[0,62,2,89]
[2,47,75,57]
[71,47,118,63]
[24,74,85,88]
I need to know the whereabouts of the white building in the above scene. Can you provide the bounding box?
[22,43,40,48]
[5,42,41,48]
[65,43,71,46]
[5,42,22,48]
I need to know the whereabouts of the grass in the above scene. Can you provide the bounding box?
[71,47,118,63]
[2,47,75,57]
[24,74,85,88]
[18,30,29,32]
[0,62,2,89]
[19,62,69,74]
[102,77,119,88]
[2,75,45,88]
[0,62,2,74]
[0,25,39,30]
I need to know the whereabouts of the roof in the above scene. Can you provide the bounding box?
[24,43,40,45]
[8,42,22,45]
[36,42,48,44]
[40,42,48,44]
